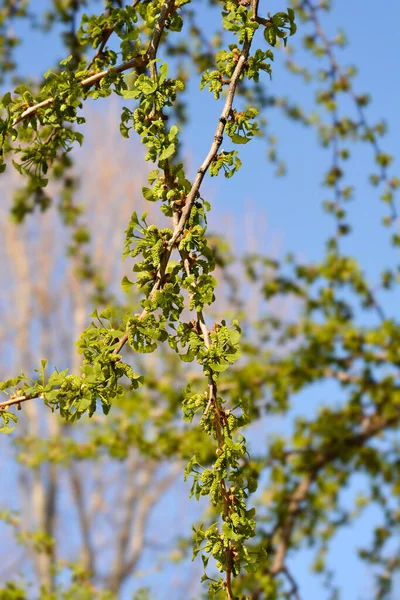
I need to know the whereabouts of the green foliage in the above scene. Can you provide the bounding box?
[1,1,400,599]
[0,2,297,596]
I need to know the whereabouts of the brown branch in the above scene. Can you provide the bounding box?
[254,16,271,28]
[270,409,400,575]
[147,0,174,62]
[69,463,95,577]
[86,27,116,71]
[168,38,253,248]
[12,0,175,128]
[115,1,253,361]
[118,463,181,583]
[12,56,145,126]
[270,473,313,575]
[0,394,42,410]
[86,0,143,71]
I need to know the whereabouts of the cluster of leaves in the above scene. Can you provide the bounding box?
[3,0,400,599]
[0,1,297,598]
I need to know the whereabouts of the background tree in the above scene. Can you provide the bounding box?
[0,1,399,599]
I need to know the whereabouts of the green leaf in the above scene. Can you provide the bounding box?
[264,27,277,46]
[169,125,179,139]
[0,425,15,434]
[1,92,12,107]
[287,7,295,21]
[159,62,169,84]
[99,308,112,320]
[159,144,176,161]
[244,562,260,573]
[222,522,235,539]
[60,54,73,66]
[180,349,196,363]
[121,275,134,293]
[142,187,155,201]
[13,85,28,95]
[209,363,229,373]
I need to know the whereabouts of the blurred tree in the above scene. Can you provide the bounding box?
[0,2,399,600]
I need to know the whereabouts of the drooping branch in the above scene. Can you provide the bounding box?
[114,10,256,360]
[12,0,175,128]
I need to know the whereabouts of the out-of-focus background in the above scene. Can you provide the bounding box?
[1,1,399,598]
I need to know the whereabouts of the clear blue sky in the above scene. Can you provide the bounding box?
[3,1,400,598]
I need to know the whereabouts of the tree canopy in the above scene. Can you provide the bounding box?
[0,1,399,599]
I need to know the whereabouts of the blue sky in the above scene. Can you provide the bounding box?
[11,0,400,298]
[2,1,400,598]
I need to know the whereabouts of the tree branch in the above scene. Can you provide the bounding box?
[12,0,175,128]
[270,409,400,575]
[69,463,95,577]
[168,36,252,248]
[107,454,151,592]
[283,566,302,600]
[115,8,254,361]
[86,0,143,71]
[0,394,42,410]
[120,463,180,581]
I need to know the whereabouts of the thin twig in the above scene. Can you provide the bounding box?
[168,38,253,248]
[12,0,175,128]
[12,55,145,126]
[86,0,142,71]
[283,567,302,600]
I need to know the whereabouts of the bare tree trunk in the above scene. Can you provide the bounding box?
[6,217,59,593]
